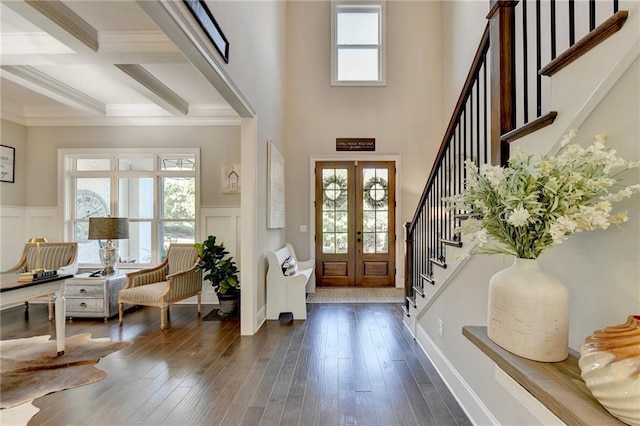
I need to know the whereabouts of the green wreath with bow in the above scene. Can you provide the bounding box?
[363,176,388,209]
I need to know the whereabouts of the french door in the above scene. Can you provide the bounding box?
[315,161,395,287]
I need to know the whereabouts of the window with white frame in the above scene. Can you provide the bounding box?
[331,1,386,86]
[63,149,199,268]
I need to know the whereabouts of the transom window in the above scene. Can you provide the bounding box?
[332,2,386,86]
[62,149,199,268]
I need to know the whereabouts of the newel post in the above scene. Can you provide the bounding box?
[488,0,518,166]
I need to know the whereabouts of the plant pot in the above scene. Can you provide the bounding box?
[487,258,568,362]
[217,292,239,316]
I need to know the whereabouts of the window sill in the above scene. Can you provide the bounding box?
[462,326,624,425]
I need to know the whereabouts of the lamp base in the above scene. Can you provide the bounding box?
[99,240,119,276]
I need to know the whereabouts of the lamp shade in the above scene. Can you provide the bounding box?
[88,217,129,240]
[28,237,48,243]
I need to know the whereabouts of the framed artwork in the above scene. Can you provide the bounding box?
[184,0,229,63]
[0,145,15,183]
[267,141,285,229]
[221,163,241,193]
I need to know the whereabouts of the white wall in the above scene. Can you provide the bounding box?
[441,1,489,118]
[23,125,240,208]
[0,119,27,206]
[202,1,289,323]
[284,1,444,262]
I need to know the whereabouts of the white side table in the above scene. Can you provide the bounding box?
[65,272,127,320]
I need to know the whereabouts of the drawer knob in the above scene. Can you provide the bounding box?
[80,289,87,295]
[80,303,87,309]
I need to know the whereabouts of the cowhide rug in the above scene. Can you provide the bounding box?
[0,333,131,409]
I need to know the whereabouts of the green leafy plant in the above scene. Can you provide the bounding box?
[194,235,239,295]
[445,130,640,259]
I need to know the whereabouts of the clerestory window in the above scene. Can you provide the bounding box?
[331,1,386,86]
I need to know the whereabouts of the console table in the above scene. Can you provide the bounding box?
[65,272,127,320]
[1,273,71,355]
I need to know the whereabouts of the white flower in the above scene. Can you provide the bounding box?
[480,164,505,186]
[444,130,639,259]
[610,211,629,224]
[470,229,489,246]
[507,206,530,227]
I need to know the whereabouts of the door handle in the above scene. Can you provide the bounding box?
[356,231,362,235]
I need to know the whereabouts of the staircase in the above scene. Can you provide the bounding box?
[403,1,639,423]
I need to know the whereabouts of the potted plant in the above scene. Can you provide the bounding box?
[194,235,240,316]
[445,130,640,362]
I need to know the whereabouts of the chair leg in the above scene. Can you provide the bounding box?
[197,294,201,314]
[119,303,124,326]
[48,295,54,321]
[161,307,167,330]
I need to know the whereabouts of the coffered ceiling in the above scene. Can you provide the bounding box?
[0,0,238,126]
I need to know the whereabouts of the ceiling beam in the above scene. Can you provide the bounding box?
[137,0,255,118]
[115,64,189,116]
[1,65,106,115]
[4,0,99,53]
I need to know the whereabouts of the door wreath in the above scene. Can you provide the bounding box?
[363,176,388,209]
[323,174,348,206]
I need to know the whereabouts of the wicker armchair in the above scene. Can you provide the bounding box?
[118,244,202,330]
[3,242,79,320]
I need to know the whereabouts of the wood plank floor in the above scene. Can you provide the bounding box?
[0,302,470,425]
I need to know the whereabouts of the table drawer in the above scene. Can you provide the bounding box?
[66,298,104,313]
[66,284,103,298]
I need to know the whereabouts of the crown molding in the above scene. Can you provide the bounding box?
[17,115,242,127]
[0,65,106,115]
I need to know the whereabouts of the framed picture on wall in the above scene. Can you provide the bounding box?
[0,145,15,183]
[267,141,285,229]
[184,0,229,63]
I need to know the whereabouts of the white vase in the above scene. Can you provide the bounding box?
[487,258,569,362]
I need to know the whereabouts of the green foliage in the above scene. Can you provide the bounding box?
[194,235,240,295]
[445,131,639,259]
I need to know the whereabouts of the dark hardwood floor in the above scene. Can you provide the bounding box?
[1,302,470,425]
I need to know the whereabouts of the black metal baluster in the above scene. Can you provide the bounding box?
[522,1,529,123]
[536,0,542,118]
[569,0,576,46]
[589,0,596,31]
[550,0,557,60]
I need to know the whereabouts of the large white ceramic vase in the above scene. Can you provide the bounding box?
[487,258,569,362]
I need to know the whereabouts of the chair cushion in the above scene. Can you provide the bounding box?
[119,282,168,304]
[167,246,197,274]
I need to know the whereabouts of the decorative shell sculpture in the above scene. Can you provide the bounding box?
[579,315,640,425]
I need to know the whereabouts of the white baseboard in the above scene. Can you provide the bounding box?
[415,324,498,426]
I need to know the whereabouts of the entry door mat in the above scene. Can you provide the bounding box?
[202,308,239,321]
[306,287,404,304]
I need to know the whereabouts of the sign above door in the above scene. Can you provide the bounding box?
[336,138,376,152]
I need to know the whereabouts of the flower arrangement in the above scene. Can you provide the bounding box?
[445,130,640,259]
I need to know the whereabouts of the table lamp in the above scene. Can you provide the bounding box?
[88,217,129,275]
[28,237,48,273]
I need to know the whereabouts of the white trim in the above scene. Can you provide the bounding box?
[415,325,499,426]
[309,154,402,288]
[240,117,259,335]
